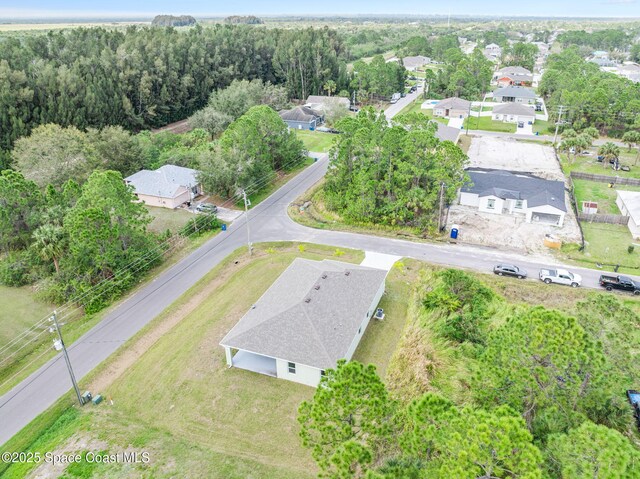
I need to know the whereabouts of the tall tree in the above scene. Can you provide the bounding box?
[298,360,394,479]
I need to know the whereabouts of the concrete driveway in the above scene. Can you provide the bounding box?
[448,117,464,129]
[515,123,534,135]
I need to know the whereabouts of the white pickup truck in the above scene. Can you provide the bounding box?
[539,268,582,288]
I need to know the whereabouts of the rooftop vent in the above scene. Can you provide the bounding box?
[305,298,311,303]
[321,274,327,279]
[314,285,320,290]
[345,271,351,276]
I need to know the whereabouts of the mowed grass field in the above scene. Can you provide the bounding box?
[294,130,337,152]
[2,243,419,479]
[145,206,195,233]
[0,286,53,344]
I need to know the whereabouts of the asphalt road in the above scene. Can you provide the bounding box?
[0,152,634,446]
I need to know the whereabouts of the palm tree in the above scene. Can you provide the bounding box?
[323,80,337,97]
[598,142,621,169]
[31,224,66,274]
[622,131,640,165]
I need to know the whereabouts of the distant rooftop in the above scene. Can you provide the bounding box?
[125,165,199,198]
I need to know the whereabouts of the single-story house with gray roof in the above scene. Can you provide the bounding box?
[433,97,472,119]
[492,103,536,124]
[402,55,431,71]
[305,95,350,111]
[279,106,324,130]
[220,258,387,387]
[616,190,640,239]
[124,164,202,209]
[459,168,567,226]
[491,86,537,104]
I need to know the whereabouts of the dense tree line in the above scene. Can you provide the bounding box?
[188,79,289,138]
[350,55,407,100]
[0,170,158,312]
[298,270,640,478]
[0,24,347,168]
[324,110,468,231]
[557,29,632,51]
[430,48,494,100]
[501,41,539,71]
[198,105,306,197]
[539,48,640,136]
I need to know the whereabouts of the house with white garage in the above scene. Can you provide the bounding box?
[460,168,567,226]
[402,55,431,71]
[493,66,533,87]
[124,164,202,209]
[616,190,640,238]
[433,97,471,119]
[492,103,536,124]
[220,258,387,387]
[491,86,537,104]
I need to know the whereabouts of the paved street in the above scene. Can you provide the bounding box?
[1,152,636,446]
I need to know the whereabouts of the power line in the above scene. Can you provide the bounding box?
[0,154,314,365]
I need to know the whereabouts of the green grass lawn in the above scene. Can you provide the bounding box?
[572,180,633,214]
[567,223,640,273]
[0,286,53,345]
[243,157,315,208]
[146,206,194,233]
[294,130,337,153]
[561,152,640,179]
[1,243,421,479]
[463,116,517,133]
[532,119,552,135]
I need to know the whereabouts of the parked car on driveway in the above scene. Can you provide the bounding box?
[539,268,582,287]
[599,274,640,295]
[493,264,527,279]
[196,203,218,213]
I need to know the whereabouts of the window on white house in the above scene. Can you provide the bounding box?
[487,199,496,209]
[515,200,523,209]
[288,362,296,374]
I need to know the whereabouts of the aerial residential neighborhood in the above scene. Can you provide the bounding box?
[1,2,640,478]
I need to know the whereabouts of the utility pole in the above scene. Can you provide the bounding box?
[49,312,84,405]
[438,182,446,231]
[242,189,252,256]
[465,101,472,136]
[553,105,565,145]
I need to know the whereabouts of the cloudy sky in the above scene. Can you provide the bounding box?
[0,0,638,19]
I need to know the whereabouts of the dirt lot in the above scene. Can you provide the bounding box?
[467,136,564,180]
[448,193,582,256]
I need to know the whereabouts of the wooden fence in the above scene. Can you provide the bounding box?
[570,172,640,186]
[578,213,629,225]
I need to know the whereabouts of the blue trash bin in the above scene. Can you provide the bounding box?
[450,228,459,239]
[221,224,227,231]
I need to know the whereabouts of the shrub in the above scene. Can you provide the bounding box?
[0,251,33,286]
[628,245,634,254]
[179,213,220,237]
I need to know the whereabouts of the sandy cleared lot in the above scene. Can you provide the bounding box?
[467,136,564,180]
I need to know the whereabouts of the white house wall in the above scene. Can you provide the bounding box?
[276,359,322,387]
[344,279,386,362]
[136,189,190,209]
[478,196,504,214]
[459,192,480,207]
[628,218,640,240]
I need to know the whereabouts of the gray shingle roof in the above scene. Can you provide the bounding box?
[496,66,532,76]
[279,106,323,123]
[220,258,387,370]
[402,56,430,69]
[434,97,472,111]
[125,165,199,198]
[497,73,533,83]
[492,86,537,100]
[435,122,461,143]
[462,169,566,212]
[492,103,536,116]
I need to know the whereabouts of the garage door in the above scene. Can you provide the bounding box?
[531,213,561,225]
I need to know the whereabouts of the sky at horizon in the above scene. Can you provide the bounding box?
[1,0,639,20]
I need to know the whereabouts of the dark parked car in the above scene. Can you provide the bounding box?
[493,264,527,279]
[196,203,218,213]
[599,274,640,295]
